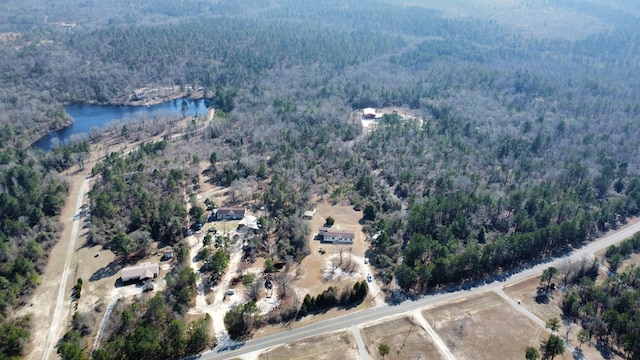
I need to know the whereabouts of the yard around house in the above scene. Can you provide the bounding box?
[253,200,385,338]
[292,201,368,296]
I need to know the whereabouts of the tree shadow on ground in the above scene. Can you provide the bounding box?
[90,260,120,282]
[535,288,551,304]
[596,342,613,359]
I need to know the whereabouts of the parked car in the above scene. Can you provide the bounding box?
[366,274,373,282]
[191,223,203,232]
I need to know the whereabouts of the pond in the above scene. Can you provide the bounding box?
[33,98,209,151]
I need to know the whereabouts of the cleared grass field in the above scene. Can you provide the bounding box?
[361,316,445,360]
[422,291,553,360]
[258,330,359,360]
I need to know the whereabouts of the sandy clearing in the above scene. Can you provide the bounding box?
[186,229,247,350]
[295,202,368,295]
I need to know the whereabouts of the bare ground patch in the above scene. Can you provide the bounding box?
[258,330,359,360]
[361,316,445,360]
[423,291,556,360]
[620,253,640,271]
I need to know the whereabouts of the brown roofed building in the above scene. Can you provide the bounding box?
[121,262,159,282]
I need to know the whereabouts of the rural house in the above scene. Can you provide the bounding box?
[215,207,246,220]
[318,227,355,244]
[121,262,159,282]
[362,108,377,119]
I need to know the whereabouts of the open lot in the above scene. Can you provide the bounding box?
[595,247,640,275]
[502,276,563,325]
[361,316,445,360]
[423,291,556,360]
[257,330,359,360]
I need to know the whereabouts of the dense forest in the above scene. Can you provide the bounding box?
[2,0,640,358]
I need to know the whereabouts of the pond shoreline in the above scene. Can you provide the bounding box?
[30,85,214,148]
[32,94,211,151]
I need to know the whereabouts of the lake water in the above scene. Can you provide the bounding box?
[33,98,209,151]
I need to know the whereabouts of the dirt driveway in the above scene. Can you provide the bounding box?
[18,122,188,359]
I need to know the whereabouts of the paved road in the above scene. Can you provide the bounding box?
[198,221,640,360]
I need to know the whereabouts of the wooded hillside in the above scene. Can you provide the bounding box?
[2,0,640,357]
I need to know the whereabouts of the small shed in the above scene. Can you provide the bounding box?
[303,209,316,219]
[162,249,174,260]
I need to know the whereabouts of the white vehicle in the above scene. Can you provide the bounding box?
[366,274,372,282]
[364,257,369,264]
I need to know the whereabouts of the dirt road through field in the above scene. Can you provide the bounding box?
[413,310,456,360]
[41,174,92,360]
[350,325,370,360]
